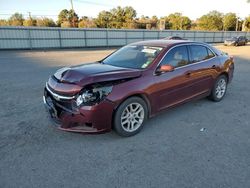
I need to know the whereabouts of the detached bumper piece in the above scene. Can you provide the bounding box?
[43,86,114,133]
[224,42,235,46]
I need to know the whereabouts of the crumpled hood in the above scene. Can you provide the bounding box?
[54,62,142,87]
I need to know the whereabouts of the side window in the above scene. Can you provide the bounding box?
[161,46,189,67]
[190,45,211,63]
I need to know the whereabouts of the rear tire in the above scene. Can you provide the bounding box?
[113,97,148,137]
[208,75,228,102]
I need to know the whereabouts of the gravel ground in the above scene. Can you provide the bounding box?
[0,44,250,188]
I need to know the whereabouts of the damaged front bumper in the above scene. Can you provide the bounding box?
[43,85,115,133]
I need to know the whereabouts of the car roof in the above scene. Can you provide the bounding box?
[130,39,202,48]
[129,39,222,56]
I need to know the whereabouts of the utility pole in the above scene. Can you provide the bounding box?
[222,17,225,31]
[28,11,31,19]
[70,0,74,11]
[236,17,239,31]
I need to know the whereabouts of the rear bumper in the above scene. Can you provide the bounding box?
[43,94,115,133]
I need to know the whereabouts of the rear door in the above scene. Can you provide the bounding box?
[152,44,219,112]
[186,44,218,96]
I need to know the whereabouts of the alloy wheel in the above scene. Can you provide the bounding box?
[215,78,227,99]
[120,103,145,132]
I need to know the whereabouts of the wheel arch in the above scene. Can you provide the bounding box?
[218,72,229,81]
[116,93,151,116]
[111,93,152,128]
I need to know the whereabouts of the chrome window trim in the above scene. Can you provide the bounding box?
[154,43,217,74]
[175,56,216,70]
[45,82,75,100]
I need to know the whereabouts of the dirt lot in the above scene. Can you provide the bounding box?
[0,44,250,188]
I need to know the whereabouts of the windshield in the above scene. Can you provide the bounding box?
[102,45,163,69]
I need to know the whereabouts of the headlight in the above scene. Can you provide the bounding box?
[76,85,113,106]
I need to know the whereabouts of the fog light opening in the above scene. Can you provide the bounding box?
[85,123,92,127]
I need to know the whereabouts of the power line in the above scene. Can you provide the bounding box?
[0,13,58,16]
[74,0,115,7]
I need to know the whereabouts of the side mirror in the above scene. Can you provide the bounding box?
[157,64,174,74]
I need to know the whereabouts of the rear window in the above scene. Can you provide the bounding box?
[189,45,215,63]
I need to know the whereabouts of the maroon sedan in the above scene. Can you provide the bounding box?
[43,40,234,136]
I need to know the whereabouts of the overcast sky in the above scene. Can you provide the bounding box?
[0,0,249,20]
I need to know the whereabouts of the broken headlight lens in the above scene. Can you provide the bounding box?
[76,85,113,106]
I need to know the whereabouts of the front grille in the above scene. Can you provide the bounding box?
[44,87,78,114]
[45,82,75,100]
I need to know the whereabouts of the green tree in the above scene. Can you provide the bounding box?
[57,9,78,27]
[181,16,192,30]
[122,6,137,29]
[110,6,125,28]
[23,18,36,26]
[242,16,250,31]
[78,16,96,28]
[135,15,158,29]
[166,13,191,30]
[134,15,148,29]
[95,6,136,29]
[197,11,223,31]
[121,6,137,28]
[9,12,24,26]
[168,13,181,30]
[223,13,237,31]
[0,19,8,26]
[149,15,158,29]
[95,11,112,28]
[57,9,69,26]
[68,9,79,27]
[36,18,56,27]
[160,16,171,29]
[190,21,197,30]
[61,21,71,28]
[110,6,136,28]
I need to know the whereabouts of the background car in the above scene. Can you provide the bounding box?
[164,36,186,40]
[224,36,248,46]
[44,40,234,137]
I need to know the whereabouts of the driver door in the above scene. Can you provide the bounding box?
[152,45,196,111]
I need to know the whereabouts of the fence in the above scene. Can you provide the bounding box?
[0,26,249,49]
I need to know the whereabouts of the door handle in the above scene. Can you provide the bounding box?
[186,72,192,77]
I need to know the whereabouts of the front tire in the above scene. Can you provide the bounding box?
[113,97,148,137]
[209,75,228,102]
